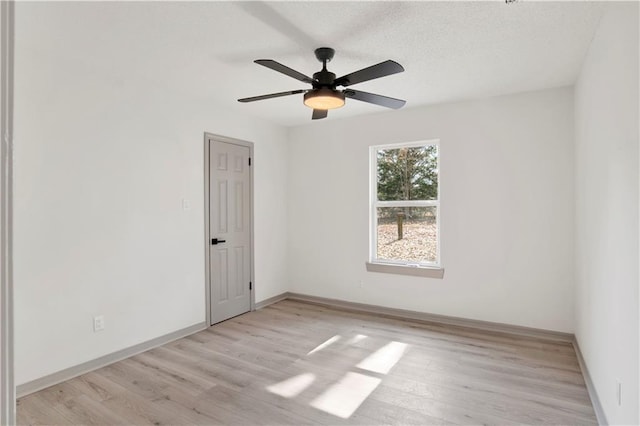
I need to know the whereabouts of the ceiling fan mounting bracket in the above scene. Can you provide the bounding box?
[314,47,335,64]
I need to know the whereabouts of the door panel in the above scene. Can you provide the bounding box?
[209,139,251,324]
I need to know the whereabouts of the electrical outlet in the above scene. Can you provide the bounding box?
[358,280,363,288]
[616,380,622,406]
[182,199,191,210]
[93,315,105,332]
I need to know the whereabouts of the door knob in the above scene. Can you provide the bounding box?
[211,238,226,245]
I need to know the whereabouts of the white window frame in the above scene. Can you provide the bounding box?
[367,140,443,278]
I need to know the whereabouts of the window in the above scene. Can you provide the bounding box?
[368,140,442,277]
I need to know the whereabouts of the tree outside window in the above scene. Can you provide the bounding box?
[371,141,439,266]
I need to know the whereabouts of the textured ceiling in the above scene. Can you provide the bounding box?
[18,1,606,127]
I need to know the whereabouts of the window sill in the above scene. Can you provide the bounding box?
[365,262,444,279]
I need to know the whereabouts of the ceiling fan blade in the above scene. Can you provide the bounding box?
[238,89,307,103]
[255,59,315,84]
[334,60,404,87]
[343,89,406,109]
[312,109,328,120]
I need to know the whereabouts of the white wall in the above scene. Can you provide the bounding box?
[288,87,575,332]
[574,3,639,425]
[13,4,288,385]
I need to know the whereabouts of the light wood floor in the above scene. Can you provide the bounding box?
[17,299,597,425]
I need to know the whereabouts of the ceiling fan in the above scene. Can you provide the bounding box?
[238,47,406,120]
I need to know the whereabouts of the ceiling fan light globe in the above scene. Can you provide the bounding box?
[303,89,345,110]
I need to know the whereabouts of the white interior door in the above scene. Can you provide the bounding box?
[209,139,251,324]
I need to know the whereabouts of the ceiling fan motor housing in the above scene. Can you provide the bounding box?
[313,70,336,88]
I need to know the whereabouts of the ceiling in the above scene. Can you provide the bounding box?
[19,1,606,127]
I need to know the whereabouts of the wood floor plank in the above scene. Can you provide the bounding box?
[17,299,597,425]
[196,384,319,425]
[16,394,79,425]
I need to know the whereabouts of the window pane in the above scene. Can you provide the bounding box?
[376,145,438,201]
[376,206,437,264]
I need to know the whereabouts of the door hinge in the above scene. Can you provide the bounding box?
[249,281,252,290]
[248,157,251,166]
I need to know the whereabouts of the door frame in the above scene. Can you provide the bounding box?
[203,133,255,326]
[1,0,15,423]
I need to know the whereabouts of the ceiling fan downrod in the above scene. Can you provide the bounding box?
[313,47,336,88]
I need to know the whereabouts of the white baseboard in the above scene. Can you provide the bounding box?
[284,292,574,343]
[573,338,607,425]
[17,322,207,398]
[254,292,290,310]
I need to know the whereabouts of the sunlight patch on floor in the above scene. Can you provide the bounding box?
[307,335,341,355]
[310,372,381,419]
[270,336,408,419]
[356,341,408,374]
[266,373,316,398]
[347,334,368,345]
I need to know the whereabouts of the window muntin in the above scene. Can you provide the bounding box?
[370,141,440,267]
